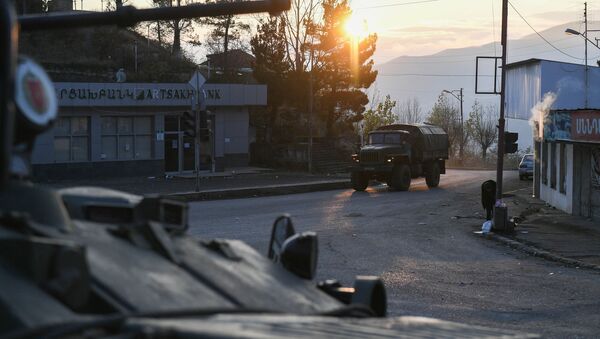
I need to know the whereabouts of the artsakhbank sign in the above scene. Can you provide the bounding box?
[55,83,196,107]
[54,82,267,107]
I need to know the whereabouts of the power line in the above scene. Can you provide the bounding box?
[378,73,494,77]
[508,0,584,60]
[491,0,498,57]
[354,0,440,10]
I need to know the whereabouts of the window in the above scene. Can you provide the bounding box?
[550,142,557,189]
[368,133,384,144]
[53,117,89,162]
[384,133,401,144]
[559,143,566,194]
[101,116,153,160]
[369,133,402,144]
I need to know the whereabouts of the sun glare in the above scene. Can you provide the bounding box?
[344,14,368,40]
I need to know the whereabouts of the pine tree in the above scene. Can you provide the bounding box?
[310,0,377,137]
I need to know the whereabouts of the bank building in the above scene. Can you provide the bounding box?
[32,73,266,180]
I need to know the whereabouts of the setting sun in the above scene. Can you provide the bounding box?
[344,14,368,39]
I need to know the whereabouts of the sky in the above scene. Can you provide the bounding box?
[75,0,594,64]
[348,0,591,63]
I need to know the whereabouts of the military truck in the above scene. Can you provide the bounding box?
[350,124,449,191]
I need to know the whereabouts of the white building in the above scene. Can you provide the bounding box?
[506,59,600,221]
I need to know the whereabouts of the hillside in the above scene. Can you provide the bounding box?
[19,25,198,83]
[374,21,593,114]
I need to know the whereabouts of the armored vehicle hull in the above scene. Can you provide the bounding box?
[1,2,534,337]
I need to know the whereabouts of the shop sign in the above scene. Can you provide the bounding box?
[54,82,266,107]
[572,111,600,142]
[544,110,600,143]
[543,111,571,141]
[56,84,195,106]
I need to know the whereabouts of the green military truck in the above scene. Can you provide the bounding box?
[350,124,449,191]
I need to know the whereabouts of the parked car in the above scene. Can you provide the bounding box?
[519,154,534,180]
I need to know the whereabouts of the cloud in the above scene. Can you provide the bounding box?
[529,10,581,22]
[388,26,477,34]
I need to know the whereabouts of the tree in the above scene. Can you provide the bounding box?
[200,0,251,76]
[396,97,423,124]
[362,94,397,141]
[282,0,321,72]
[103,0,123,11]
[15,0,47,14]
[311,0,378,137]
[148,0,194,57]
[251,17,289,142]
[427,94,461,154]
[466,100,498,159]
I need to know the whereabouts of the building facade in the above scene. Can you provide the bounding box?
[506,59,600,221]
[32,81,266,179]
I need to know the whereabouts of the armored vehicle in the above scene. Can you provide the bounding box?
[350,124,450,191]
[0,1,534,337]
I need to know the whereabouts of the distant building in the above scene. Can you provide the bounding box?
[203,49,255,71]
[200,50,256,82]
[506,59,600,221]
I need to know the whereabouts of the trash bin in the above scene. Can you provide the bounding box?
[493,205,507,232]
[481,180,496,220]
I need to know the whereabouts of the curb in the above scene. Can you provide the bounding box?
[484,232,600,271]
[446,166,519,171]
[169,180,351,201]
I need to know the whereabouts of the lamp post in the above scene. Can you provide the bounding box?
[565,25,600,108]
[442,88,464,160]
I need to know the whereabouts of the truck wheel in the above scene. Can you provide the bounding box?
[426,162,440,188]
[351,171,369,191]
[391,164,411,191]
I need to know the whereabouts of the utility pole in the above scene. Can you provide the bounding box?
[491,0,511,231]
[496,0,508,202]
[134,40,138,73]
[442,88,464,159]
[585,2,589,108]
[459,87,464,160]
[195,102,200,192]
[308,70,313,173]
[307,37,316,173]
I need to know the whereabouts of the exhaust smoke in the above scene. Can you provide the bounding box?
[530,92,557,140]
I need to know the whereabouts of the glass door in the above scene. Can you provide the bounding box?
[164,134,179,173]
[164,115,180,173]
[182,135,196,171]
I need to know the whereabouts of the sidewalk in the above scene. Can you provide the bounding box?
[41,168,351,200]
[489,184,600,270]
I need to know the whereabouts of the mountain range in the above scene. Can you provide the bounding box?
[373,21,595,150]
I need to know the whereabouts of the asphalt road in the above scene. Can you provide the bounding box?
[188,169,600,338]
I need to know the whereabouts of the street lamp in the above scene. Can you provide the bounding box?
[565,28,600,48]
[565,27,600,108]
[442,88,464,160]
